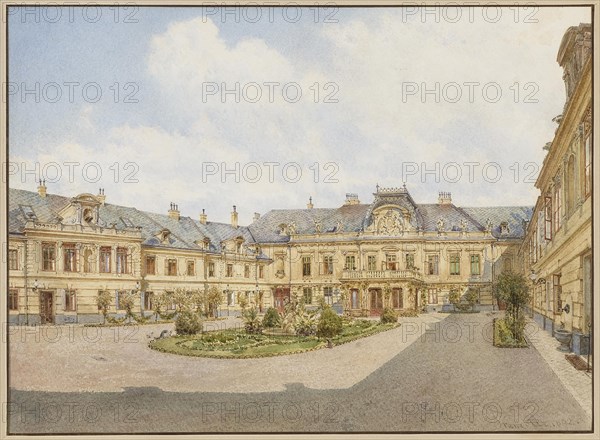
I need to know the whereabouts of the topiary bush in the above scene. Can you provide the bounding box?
[317,307,343,341]
[380,307,398,324]
[175,310,203,336]
[262,307,281,329]
[398,309,419,318]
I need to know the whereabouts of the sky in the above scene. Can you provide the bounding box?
[7,5,592,225]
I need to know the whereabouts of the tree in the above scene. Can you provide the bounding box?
[205,287,223,318]
[493,272,530,341]
[96,290,112,324]
[119,290,137,323]
[317,306,343,347]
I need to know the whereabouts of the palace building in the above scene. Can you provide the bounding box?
[519,23,592,356]
[8,183,531,325]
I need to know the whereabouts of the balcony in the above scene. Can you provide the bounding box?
[340,269,423,282]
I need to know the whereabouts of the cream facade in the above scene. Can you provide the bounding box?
[8,183,530,325]
[519,23,592,355]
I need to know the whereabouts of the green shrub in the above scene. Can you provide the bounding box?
[242,307,263,334]
[317,307,343,339]
[262,307,281,328]
[175,310,203,336]
[398,309,419,317]
[295,311,317,336]
[380,307,398,324]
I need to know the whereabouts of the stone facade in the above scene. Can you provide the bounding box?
[518,23,592,355]
[8,184,530,324]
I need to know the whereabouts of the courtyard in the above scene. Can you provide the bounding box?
[7,312,592,433]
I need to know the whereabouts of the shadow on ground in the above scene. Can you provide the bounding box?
[8,314,591,434]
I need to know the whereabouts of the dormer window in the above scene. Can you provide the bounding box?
[156,228,171,244]
[83,208,94,223]
[500,221,510,235]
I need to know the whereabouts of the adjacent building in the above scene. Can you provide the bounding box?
[519,23,592,355]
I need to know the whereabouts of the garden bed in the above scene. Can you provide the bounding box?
[149,320,399,358]
[493,318,528,348]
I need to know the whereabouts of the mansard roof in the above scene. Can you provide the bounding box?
[8,188,264,257]
[9,188,533,248]
[462,206,533,240]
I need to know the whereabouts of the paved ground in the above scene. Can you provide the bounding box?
[7,312,592,433]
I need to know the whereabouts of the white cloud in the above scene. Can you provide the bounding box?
[10,8,591,223]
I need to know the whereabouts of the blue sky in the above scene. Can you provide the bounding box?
[8,6,592,224]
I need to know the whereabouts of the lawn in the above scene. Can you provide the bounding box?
[149,319,399,358]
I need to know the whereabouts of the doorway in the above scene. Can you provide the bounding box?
[39,291,54,324]
[370,288,383,315]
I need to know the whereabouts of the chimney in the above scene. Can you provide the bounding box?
[97,188,106,205]
[344,193,360,206]
[253,212,261,222]
[307,196,314,209]
[231,205,238,228]
[37,179,47,198]
[438,192,452,205]
[168,202,180,220]
[199,208,207,225]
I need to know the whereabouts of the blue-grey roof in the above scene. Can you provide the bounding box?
[462,206,533,239]
[9,188,533,249]
[8,188,265,256]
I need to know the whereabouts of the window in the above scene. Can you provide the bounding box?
[227,290,235,306]
[244,265,250,278]
[367,255,377,271]
[116,248,129,274]
[9,289,18,311]
[323,255,334,274]
[115,291,121,310]
[386,254,397,270]
[143,292,154,311]
[187,260,195,276]
[345,255,356,271]
[427,254,439,275]
[64,290,76,311]
[504,258,512,273]
[584,134,591,197]
[324,287,333,305]
[42,243,56,271]
[258,265,264,279]
[351,289,359,309]
[553,184,562,232]
[428,288,438,304]
[303,287,312,304]
[8,249,18,270]
[146,256,156,275]
[226,264,234,277]
[208,262,215,277]
[544,196,552,240]
[553,274,562,315]
[167,259,178,276]
[392,288,403,309]
[100,247,111,273]
[63,243,77,272]
[405,253,415,269]
[83,249,94,273]
[449,253,460,275]
[565,155,576,214]
[302,256,311,276]
[470,255,480,276]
